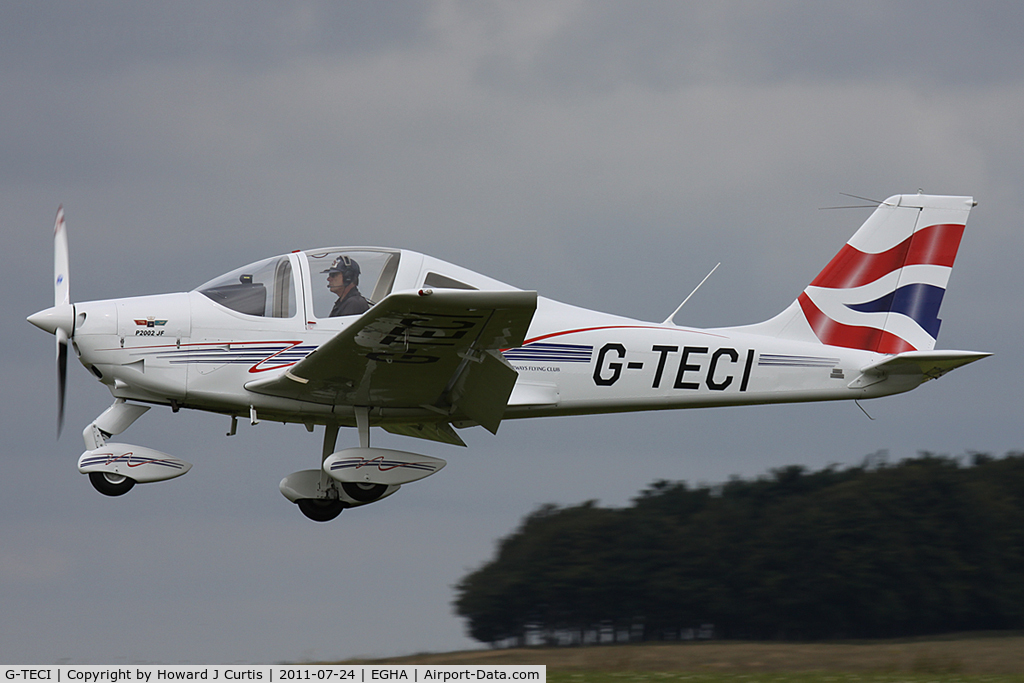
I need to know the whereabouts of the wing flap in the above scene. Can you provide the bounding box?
[381,422,467,447]
[448,349,519,434]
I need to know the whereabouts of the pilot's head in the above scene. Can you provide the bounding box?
[323,255,360,295]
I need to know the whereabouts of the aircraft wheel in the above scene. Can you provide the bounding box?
[296,498,344,522]
[89,471,136,497]
[342,481,388,503]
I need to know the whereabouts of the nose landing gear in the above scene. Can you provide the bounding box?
[88,471,136,497]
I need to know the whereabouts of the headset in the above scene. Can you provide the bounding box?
[323,255,360,285]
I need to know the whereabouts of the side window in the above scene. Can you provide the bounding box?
[423,272,477,290]
[197,256,296,318]
[305,250,400,319]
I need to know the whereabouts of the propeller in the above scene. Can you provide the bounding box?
[53,205,71,436]
[57,326,68,435]
[27,207,74,436]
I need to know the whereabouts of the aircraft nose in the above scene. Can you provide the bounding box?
[27,303,74,336]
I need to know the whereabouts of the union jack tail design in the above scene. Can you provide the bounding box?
[740,194,975,354]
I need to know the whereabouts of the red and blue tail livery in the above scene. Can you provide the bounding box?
[752,194,975,354]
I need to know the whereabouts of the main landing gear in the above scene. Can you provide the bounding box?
[293,480,388,521]
[292,422,349,522]
[281,412,396,522]
[281,409,424,522]
[296,498,345,522]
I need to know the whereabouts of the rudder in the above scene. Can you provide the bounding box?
[733,194,974,354]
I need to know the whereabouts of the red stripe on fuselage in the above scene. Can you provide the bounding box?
[520,325,726,347]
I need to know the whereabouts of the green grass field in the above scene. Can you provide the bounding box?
[346,633,1024,680]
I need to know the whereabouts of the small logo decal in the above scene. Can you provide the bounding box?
[134,317,168,328]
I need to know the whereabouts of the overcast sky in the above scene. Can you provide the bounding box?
[3,1,1023,664]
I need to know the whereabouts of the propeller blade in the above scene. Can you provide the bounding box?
[57,327,68,437]
[54,205,69,307]
[28,206,75,437]
[55,206,70,437]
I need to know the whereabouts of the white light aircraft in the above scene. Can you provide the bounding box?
[28,194,989,521]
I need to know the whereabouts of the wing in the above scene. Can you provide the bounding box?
[245,289,537,434]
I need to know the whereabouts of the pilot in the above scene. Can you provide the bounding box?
[323,255,370,317]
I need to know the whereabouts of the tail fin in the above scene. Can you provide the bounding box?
[736,194,974,354]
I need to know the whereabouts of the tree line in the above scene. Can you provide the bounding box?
[454,452,1024,646]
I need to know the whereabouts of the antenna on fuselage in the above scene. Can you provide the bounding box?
[663,262,720,326]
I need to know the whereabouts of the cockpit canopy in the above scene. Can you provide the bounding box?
[196,249,402,319]
[196,254,296,318]
[304,248,400,318]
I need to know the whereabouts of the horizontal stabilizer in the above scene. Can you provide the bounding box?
[859,350,991,381]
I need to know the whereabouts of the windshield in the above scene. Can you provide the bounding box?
[196,255,297,318]
[305,249,399,319]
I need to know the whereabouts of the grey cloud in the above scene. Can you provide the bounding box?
[0,2,429,76]
[2,0,1021,664]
